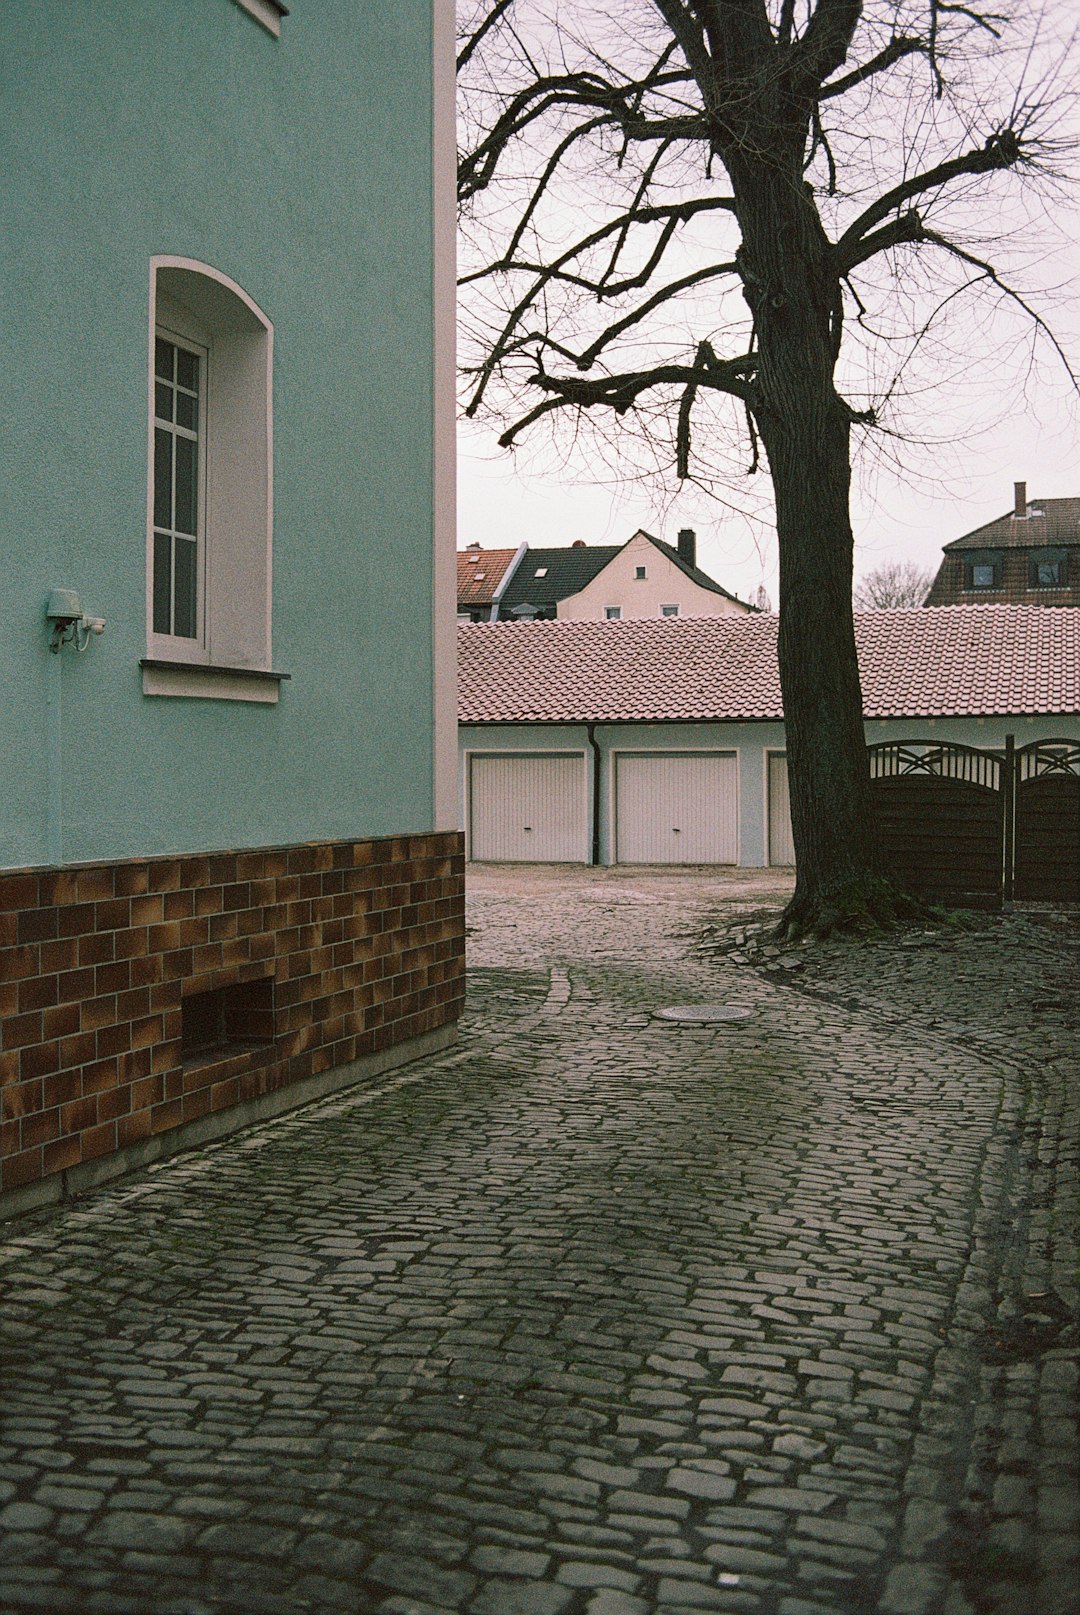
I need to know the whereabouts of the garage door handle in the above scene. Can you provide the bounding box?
[673,827,680,832]
[524,825,532,831]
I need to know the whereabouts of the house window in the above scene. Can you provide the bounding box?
[605,606,622,620]
[635,565,647,579]
[660,604,679,617]
[964,552,1002,591]
[1030,550,1066,588]
[534,567,548,577]
[146,260,274,695]
[153,335,205,641]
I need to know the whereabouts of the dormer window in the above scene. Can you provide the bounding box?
[964,551,1002,591]
[1026,549,1059,587]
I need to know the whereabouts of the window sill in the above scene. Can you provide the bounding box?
[141,659,290,704]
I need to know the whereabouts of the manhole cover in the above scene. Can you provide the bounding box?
[654,1004,754,1024]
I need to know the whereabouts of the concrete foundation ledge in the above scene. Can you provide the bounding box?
[0,1022,457,1224]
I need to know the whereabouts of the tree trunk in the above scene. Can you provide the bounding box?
[730,157,901,934]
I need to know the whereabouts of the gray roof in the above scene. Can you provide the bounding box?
[944,497,1080,552]
[496,546,621,616]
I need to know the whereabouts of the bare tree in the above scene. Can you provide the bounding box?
[457,0,1076,935]
[854,560,935,609]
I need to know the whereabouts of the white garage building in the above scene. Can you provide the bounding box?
[458,608,1080,867]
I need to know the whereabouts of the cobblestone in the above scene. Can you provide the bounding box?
[0,864,1076,1613]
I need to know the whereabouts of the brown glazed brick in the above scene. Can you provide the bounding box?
[194,886,224,917]
[150,1099,184,1134]
[180,856,211,890]
[130,1015,163,1052]
[83,1057,119,1095]
[61,1096,98,1135]
[19,1042,60,1082]
[130,1074,163,1111]
[76,866,114,903]
[118,1110,153,1148]
[116,988,151,1023]
[20,1108,61,1149]
[0,912,17,948]
[4,1078,43,1117]
[147,860,182,894]
[19,973,59,1012]
[115,862,150,898]
[59,1030,96,1069]
[148,921,182,953]
[96,1023,133,1060]
[81,1121,118,1161]
[43,1135,81,1176]
[208,912,239,942]
[119,1047,154,1085]
[130,952,163,987]
[3,1011,43,1051]
[97,1085,132,1123]
[79,931,115,968]
[0,873,39,911]
[3,1147,44,1189]
[164,889,195,921]
[80,995,117,1033]
[130,893,164,926]
[2,944,41,982]
[0,981,17,1018]
[95,898,131,932]
[115,927,150,961]
[18,907,58,945]
[96,960,131,996]
[43,1070,83,1110]
[57,902,97,938]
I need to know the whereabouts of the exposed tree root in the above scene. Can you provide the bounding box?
[774,876,934,943]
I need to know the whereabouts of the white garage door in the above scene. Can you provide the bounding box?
[615,753,737,864]
[768,753,795,865]
[469,754,587,862]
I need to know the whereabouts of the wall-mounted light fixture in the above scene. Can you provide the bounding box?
[46,589,106,653]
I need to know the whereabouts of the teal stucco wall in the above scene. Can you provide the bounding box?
[1,0,439,868]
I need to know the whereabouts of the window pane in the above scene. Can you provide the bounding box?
[153,532,172,635]
[155,338,174,380]
[175,389,197,432]
[174,434,198,535]
[972,565,994,588]
[1036,561,1060,586]
[155,381,173,422]
[176,347,199,392]
[154,428,173,529]
[173,537,197,638]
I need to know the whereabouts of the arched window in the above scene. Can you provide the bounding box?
[147,258,272,678]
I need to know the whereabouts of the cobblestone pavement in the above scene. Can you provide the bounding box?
[1,864,1076,1615]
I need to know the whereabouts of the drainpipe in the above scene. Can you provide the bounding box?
[586,723,602,866]
[489,540,528,621]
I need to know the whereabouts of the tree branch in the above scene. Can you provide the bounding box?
[456,0,515,74]
[835,129,1023,260]
[818,35,928,101]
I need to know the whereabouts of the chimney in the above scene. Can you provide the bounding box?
[1013,481,1027,519]
[571,539,586,548]
[677,527,696,567]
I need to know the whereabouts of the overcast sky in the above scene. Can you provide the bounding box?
[456,3,1080,607]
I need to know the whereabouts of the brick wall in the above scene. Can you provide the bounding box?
[1,832,465,1200]
[925,550,1080,607]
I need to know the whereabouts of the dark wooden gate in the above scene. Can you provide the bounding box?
[867,742,1005,910]
[1012,740,1080,903]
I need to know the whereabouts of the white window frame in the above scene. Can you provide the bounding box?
[151,315,210,659]
[145,258,277,702]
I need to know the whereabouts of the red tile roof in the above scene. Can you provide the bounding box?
[457,547,520,607]
[458,606,1080,723]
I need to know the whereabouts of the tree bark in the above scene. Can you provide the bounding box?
[727,153,884,932]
